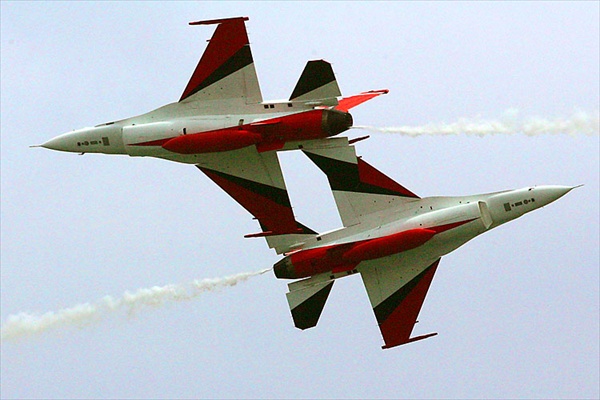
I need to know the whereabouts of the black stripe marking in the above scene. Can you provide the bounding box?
[185,45,253,99]
[197,166,291,207]
[291,281,334,330]
[373,261,438,324]
[289,60,336,100]
[304,152,410,196]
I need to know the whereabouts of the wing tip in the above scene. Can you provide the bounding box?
[381,332,438,349]
[180,16,260,103]
[189,16,249,26]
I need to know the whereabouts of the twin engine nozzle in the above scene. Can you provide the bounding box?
[322,109,353,137]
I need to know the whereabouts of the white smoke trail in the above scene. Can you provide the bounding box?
[353,110,599,137]
[1,268,271,342]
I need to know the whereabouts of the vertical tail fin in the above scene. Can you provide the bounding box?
[289,60,341,104]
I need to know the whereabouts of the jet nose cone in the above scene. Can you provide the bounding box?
[534,185,579,207]
[40,131,87,153]
[41,133,71,151]
[39,128,91,153]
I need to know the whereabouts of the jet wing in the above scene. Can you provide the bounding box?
[180,17,263,106]
[359,256,440,349]
[195,146,315,253]
[303,144,419,227]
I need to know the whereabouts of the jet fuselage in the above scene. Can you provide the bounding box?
[34,16,577,349]
[40,102,352,164]
[274,185,575,279]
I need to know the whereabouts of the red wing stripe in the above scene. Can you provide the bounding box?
[304,152,419,198]
[199,167,300,235]
[180,18,250,101]
[357,159,419,198]
[374,260,440,348]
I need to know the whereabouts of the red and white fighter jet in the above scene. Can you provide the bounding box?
[39,17,576,349]
[39,16,386,239]
[272,144,575,348]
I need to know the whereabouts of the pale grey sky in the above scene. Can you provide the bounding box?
[1,2,598,399]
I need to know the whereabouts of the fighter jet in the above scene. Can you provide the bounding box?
[38,16,386,238]
[271,144,577,349]
[37,17,576,349]
[39,17,385,159]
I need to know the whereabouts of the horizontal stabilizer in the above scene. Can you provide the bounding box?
[286,278,335,330]
[335,89,389,112]
[289,60,341,104]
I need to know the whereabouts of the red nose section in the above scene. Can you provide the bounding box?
[162,129,262,154]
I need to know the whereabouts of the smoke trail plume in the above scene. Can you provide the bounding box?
[1,268,271,342]
[353,110,599,137]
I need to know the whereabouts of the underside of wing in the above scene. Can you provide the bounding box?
[303,144,419,227]
[359,256,440,349]
[195,147,315,253]
[334,89,389,112]
[180,17,263,106]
